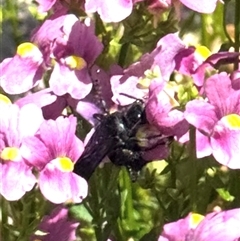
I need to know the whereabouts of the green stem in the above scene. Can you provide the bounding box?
[117,168,134,239]
[1,198,10,240]
[121,169,134,224]
[5,0,21,45]
[201,14,209,47]
[16,203,30,241]
[179,12,195,38]
[119,169,133,222]
[223,1,234,45]
[89,176,102,241]
[189,125,197,212]
[234,0,240,69]
[118,43,130,67]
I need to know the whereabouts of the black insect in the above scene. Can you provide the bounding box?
[73,80,173,181]
[108,124,173,181]
[73,99,146,180]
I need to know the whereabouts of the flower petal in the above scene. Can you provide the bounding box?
[196,130,212,158]
[192,209,240,240]
[205,73,237,116]
[0,161,36,201]
[49,62,92,100]
[180,0,218,13]
[0,44,44,94]
[211,116,240,169]
[185,99,218,134]
[85,0,133,23]
[31,206,79,241]
[19,104,44,137]
[39,165,88,204]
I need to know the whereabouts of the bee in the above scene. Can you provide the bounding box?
[73,99,146,180]
[73,80,173,181]
[108,122,173,181]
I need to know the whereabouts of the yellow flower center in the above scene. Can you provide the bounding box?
[17,42,40,58]
[1,147,20,161]
[195,45,211,60]
[53,157,74,172]
[65,56,87,70]
[189,213,205,229]
[222,114,240,129]
[0,94,12,105]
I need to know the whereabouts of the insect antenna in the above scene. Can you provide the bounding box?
[92,79,109,115]
[118,92,147,103]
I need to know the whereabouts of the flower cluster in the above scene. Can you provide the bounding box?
[1,0,240,240]
[0,95,88,203]
[159,209,240,241]
[185,72,240,168]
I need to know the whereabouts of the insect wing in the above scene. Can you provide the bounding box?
[73,99,147,181]
[73,136,112,180]
[73,112,126,180]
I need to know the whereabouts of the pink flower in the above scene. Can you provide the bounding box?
[31,14,103,99]
[31,206,79,241]
[180,0,219,14]
[189,208,240,241]
[85,0,134,23]
[184,72,240,168]
[0,43,44,94]
[111,33,185,105]
[0,101,43,200]
[159,209,240,241]
[21,116,88,203]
